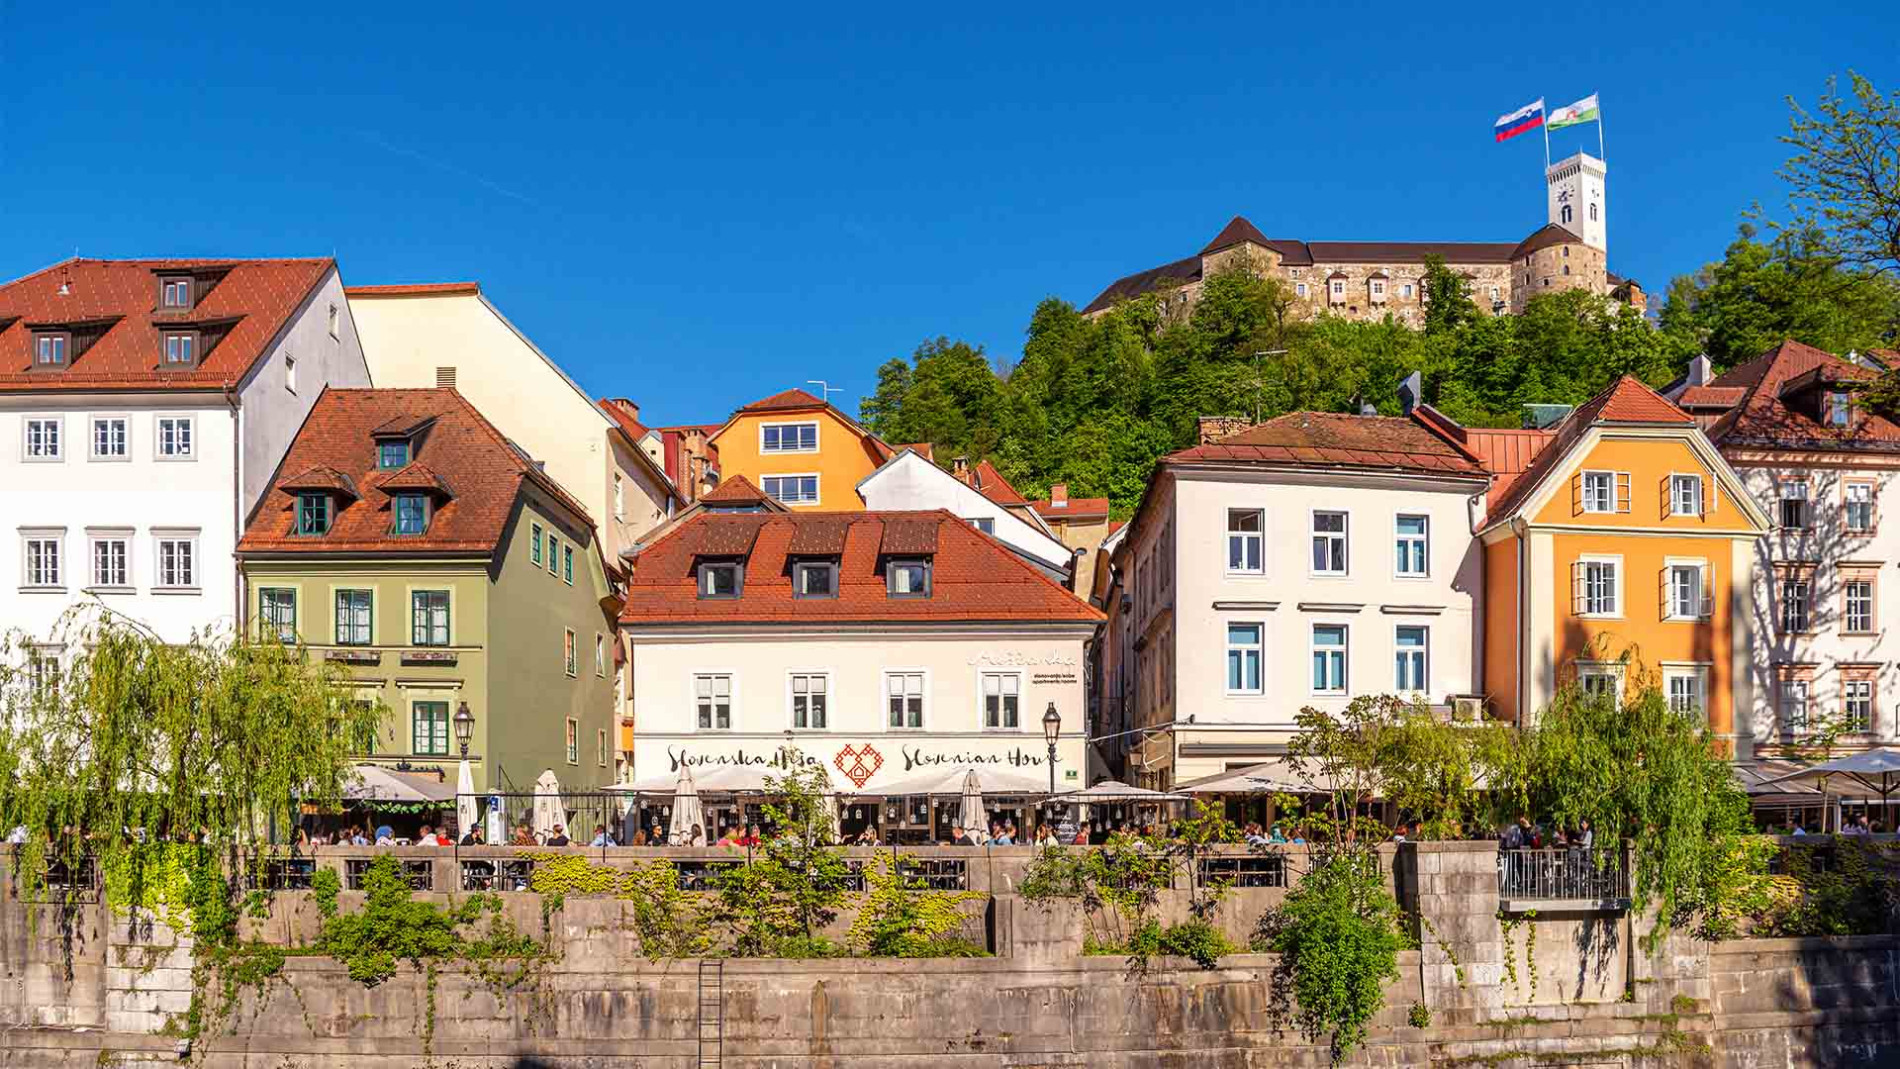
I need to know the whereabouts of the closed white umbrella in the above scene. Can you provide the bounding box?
[531,769,563,841]
[455,759,477,840]
[959,770,987,841]
[667,764,705,845]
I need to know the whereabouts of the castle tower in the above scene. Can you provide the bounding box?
[1546,152,1606,253]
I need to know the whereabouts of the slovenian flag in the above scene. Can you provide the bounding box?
[1494,98,1545,143]
[1549,93,1600,130]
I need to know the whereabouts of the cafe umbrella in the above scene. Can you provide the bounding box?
[667,764,706,846]
[531,769,564,841]
[1767,749,1900,822]
[959,770,987,841]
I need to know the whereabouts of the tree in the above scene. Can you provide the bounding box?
[709,751,851,955]
[1779,72,1900,276]
[858,358,914,442]
[1420,254,1475,335]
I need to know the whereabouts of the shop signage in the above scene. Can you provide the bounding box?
[899,745,1049,772]
[833,744,884,788]
[965,651,1078,668]
[663,746,824,773]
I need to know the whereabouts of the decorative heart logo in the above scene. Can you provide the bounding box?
[833,744,884,788]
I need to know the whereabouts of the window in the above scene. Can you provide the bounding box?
[1578,663,1623,701]
[1295,282,1308,297]
[393,494,428,535]
[982,672,1020,728]
[1826,391,1851,427]
[1580,471,1616,513]
[296,493,332,535]
[1779,677,1811,735]
[1670,474,1702,517]
[27,648,60,698]
[260,588,297,643]
[888,559,931,597]
[1779,482,1810,529]
[90,417,128,460]
[594,633,606,678]
[1402,283,1415,299]
[597,728,609,767]
[335,589,372,646]
[760,422,818,453]
[1226,509,1263,574]
[1310,511,1347,575]
[35,334,68,366]
[1394,515,1428,577]
[1311,625,1347,694]
[161,277,192,309]
[547,536,560,575]
[1844,676,1874,733]
[695,674,732,730]
[89,535,128,588]
[967,516,995,535]
[885,672,924,729]
[1561,203,1574,224]
[1330,280,1345,297]
[613,473,624,518]
[1665,668,1706,715]
[793,560,836,598]
[1844,577,1876,633]
[1846,483,1875,532]
[531,524,543,566]
[762,474,819,505]
[1370,279,1387,297]
[156,416,194,459]
[162,332,196,366]
[1226,623,1263,694]
[1394,626,1428,692]
[792,673,829,729]
[413,701,450,756]
[155,535,195,588]
[563,545,574,585]
[564,629,577,677]
[327,303,339,338]
[1666,563,1710,620]
[283,352,297,393]
[24,417,61,460]
[411,590,450,646]
[22,534,63,588]
[1778,568,1812,634]
[698,561,742,598]
[1574,557,1620,617]
[378,440,410,469]
[565,718,580,764]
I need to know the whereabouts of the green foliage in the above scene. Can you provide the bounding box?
[1020,836,1175,951]
[1777,72,1900,276]
[618,860,712,960]
[706,750,851,956]
[848,853,988,957]
[310,868,340,921]
[1748,840,1899,937]
[1421,255,1475,335]
[1257,852,1405,1062]
[313,856,501,986]
[1407,1002,1432,1029]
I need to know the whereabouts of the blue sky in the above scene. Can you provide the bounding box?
[3,3,1894,426]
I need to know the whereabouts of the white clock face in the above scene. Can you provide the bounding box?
[1557,189,1572,203]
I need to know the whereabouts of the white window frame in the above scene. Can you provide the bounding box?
[1844,576,1876,634]
[1580,470,1617,513]
[1669,473,1703,517]
[594,633,607,678]
[1576,661,1626,703]
[1843,677,1874,733]
[1845,481,1876,532]
[154,414,196,461]
[564,627,578,678]
[978,669,1022,730]
[23,416,63,462]
[613,473,625,518]
[1393,624,1429,694]
[1779,481,1811,529]
[564,717,580,765]
[1225,621,1264,696]
[1663,558,1712,621]
[789,670,830,730]
[1662,665,1708,715]
[86,529,132,591]
[20,529,65,591]
[1573,555,1622,618]
[1394,514,1428,578]
[1226,508,1264,576]
[759,421,820,454]
[1295,282,1308,298]
[1310,510,1348,577]
[884,669,928,730]
[152,530,199,592]
[597,728,609,768]
[88,415,130,462]
[1779,568,1813,634]
[762,473,821,506]
[1779,677,1811,736]
[1310,624,1349,696]
[694,672,734,731]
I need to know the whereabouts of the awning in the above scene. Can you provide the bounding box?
[1765,749,1900,803]
[1174,757,1344,795]
[1054,781,1187,803]
[865,765,1052,797]
[612,762,850,795]
[344,764,458,804]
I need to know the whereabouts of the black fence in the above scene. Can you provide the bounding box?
[1497,846,1629,905]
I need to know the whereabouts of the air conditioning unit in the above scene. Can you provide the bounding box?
[1451,696,1485,723]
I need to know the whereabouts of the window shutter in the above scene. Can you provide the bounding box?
[1658,474,1671,520]
[1616,472,1632,513]
[1571,474,1583,516]
[1700,563,1715,618]
[435,366,457,389]
[1572,561,1585,614]
[1658,567,1669,621]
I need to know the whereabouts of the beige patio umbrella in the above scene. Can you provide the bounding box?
[531,769,563,842]
[667,764,705,845]
[455,758,478,841]
[959,770,988,842]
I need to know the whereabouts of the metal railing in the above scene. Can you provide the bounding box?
[346,857,434,891]
[1497,847,1628,905]
[460,858,537,892]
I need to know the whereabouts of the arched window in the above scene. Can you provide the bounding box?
[1589,203,1599,221]
[1561,204,1574,224]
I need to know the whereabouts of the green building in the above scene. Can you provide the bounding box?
[237,387,617,793]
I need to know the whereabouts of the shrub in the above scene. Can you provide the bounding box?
[1258,851,1404,1061]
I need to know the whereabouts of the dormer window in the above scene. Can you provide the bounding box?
[887,558,931,598]
[162,331,197,367]
[392,493,429,535]
[160,276,193,310]
[296,493,332,535]
[1826,391,1852,427]
[793,560,836,598]
[379,439,411,469]
[698,560,743,599]
[34,332,69,367]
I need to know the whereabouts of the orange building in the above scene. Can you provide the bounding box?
[1466,378,1769,744]
[706,388,904,512]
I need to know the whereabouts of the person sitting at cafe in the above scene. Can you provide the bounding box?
[990,824,1014,846]
[589,824,615,847]
[509,825,538,846]
[850,827,876,846]
[374,825,397,847]
[459,825,485,847]
[715,826,740,847]
[544,824,571,847]
[950,824,976,847]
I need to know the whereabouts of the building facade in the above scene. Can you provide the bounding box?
[706,388,901,512]
[857,448,1074,581]
[619,510,1101,838]
[236,388,617,793]
[0,257,370,646]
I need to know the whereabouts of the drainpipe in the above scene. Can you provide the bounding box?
[228,386,243,629]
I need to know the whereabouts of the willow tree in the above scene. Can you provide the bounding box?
[0,607,379,909]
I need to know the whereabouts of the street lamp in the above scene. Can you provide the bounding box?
[1042,702,1061,796]
[453,701,474,757]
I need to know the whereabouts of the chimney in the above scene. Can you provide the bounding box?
[1687,354,1712,387]
[609,398,641,422]
[952,456,970,475]
[1196,415,1254,444]
[1050,484,1069,508]
[1397,370,1423,416]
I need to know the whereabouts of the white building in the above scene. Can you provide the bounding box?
[857,448,1075,582]
[0,257,370,648]
[1114,406,1490,787]
[618,509,1101,842]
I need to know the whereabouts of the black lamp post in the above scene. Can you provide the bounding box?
[1042,702,1061,796]
[453,701,474,757]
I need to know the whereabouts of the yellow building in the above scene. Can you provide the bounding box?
[1474,377,1770,747]
[707,388,900,511]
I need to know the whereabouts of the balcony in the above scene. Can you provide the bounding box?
[1497,847,1629,912]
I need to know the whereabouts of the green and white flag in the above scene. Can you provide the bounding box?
[1549,93,1600,129]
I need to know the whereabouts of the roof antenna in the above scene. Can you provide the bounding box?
[806,380,843,406]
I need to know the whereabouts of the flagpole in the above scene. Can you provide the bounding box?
[1597,95,1605,161]
[1542,110,1551,172]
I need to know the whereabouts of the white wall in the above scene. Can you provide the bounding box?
[859,452,1073,574]
[626,629,1091,793]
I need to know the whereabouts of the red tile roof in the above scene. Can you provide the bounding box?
[374,461,454,496]
[1676,385,1747,408]
[1479,376,1695,524]
[599,398,650,439]
[1164,411,1489,478]
[955,460,1029,507]
[897,442,935,461]
[0,257,334,392]
[699,474,773,506]
[1705,339,1900,451]
[621,510,1103,626]
[1584,375,1694,425]
[1031,497,1110,522]
[345,282,481,298]
[238,388,591,556]
[737,387,827,413]
[1462,428,1555,513]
